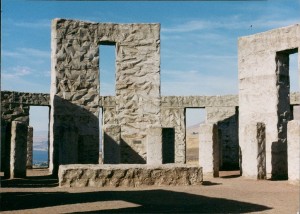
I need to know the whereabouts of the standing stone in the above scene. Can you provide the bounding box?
[10,121,28,178]
[239,24,299,179]
[257,123,266,180]
[26,126,33,169]
[50,19,161,173]
[206,106,239,170]
[287,120,300,183]
[199,123,219,177]
[147,127,163,165]
[103,124,121,164]
[242,122,266,179]
[161,108,186,163]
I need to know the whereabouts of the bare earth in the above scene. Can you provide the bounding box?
[0,169,299,214]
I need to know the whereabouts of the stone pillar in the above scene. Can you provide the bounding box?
[103,124,121,164]
[161,107,185,164]
[199,123,219,177]
[206,107,239,170]
[26,126,33,169]
[287,120,300,183]
[10,121,28,178]
[242,122,266,179]
[147,127,163,165]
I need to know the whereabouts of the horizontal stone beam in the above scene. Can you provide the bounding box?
[59,164,203,187]
[161,95,238,108]
[1,91,50,106]
[3,91,300,107]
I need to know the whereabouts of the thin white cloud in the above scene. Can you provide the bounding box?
[162,16,299,33]
[2,48,50,59]
[2,66,32,79]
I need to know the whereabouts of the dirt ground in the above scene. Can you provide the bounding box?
[0,169,299,214]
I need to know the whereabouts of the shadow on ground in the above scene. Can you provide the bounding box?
[1,174,58,188]
[1,187,272,213]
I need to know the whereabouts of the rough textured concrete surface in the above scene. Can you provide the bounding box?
[242,122,266,179]
[103,124,121,164]
[26,126,33,169]
[206,107,239,170]
[161,108,186,163]
[239,24,300,179]
[10,121,28,178]
[287,120,300,183]
[257,123,266,180]
[147,127,163,165]
[50,19,161,173]
[58,164,203,187]
[199,123,219,177]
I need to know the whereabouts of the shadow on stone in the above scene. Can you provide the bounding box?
[1,189,272,213]
[120,139,146,164]
[271,141,288,180]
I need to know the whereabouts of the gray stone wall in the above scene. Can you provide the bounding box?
[199,123,219,177]
[161,96,239,165]
[59,164,203,187]
[206,107,239,169]
[10,121,28,178]
[50,19,161,173]
[26,126,33,168]
[1,91,50,106]
[239,24,300,179]
[287,120,300,183]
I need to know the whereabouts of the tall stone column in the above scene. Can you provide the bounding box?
[147,127,163,165]
[26,126,33,169]
[199,123,219,177]
[287,120,300,183]
[10,121,28,178]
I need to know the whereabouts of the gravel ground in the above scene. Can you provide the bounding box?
[0,169,299,213]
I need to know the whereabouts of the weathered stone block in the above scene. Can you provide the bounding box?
[241,122,266,179]
[206,107,239,170]
[103,124,121,164]
[10,121,28,178]
[199,123,219,177]
[287,120,300,183]
[58,164,203,187]
[147,127,163,165]
[239,24,300,179]
[26,126,33,169]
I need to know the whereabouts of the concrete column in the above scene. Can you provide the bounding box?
[287,120,300,183]
[10,121,28,178]
[242,122,266,179]
[199,123,219,177]
[103,124,121,164]
[26,126,33,169]
[147,127,163,165]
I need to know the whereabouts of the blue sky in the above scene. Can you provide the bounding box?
[2,0,300,130]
